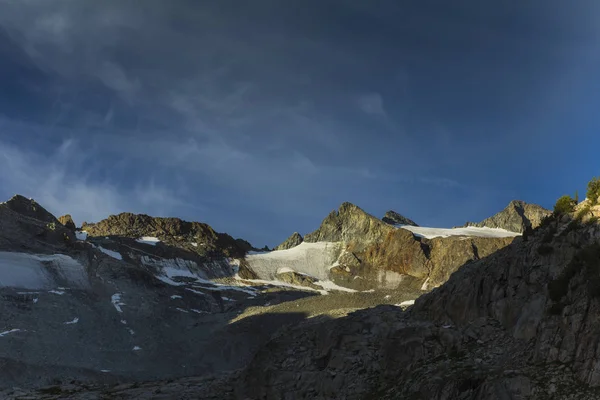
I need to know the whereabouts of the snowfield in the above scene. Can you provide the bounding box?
[96,246,123,260]
[0,252,88,289]
[396,225,521,239]
[245,242,342,281]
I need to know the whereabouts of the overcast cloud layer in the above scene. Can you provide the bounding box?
[1,0,599,246]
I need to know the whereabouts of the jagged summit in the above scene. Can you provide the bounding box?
[275,232,303,250]
[58,214,76,231]
[461,199,550,233]
[303,202,392,245]
[3,194,59,225]
[382,210,418,226]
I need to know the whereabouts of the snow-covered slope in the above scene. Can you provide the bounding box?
[245,242,342,281]
[396,225,521,239]
[0,252,88,289]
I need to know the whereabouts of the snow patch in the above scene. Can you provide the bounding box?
[176,308,189,313]
[190,309,207,314]
[276,267,296,274]
[0,252,87,289]
[398,299,415,306]
[111,293,125,313]
[314,280,357,293]
[170,295,182,300]
[191,242,198,247]
[132,346,142,351]
[75,231,88,241]
[64,317,79,325]
[48,290,65,295]
[97,246,123,260]
[33,298,38,303]
[0,329,22,337]
[136,237,160,246]
[396,225,521,239]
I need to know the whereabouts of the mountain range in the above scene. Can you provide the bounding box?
[10,193,600,399]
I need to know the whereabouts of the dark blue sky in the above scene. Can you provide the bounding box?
[1,1,599,246]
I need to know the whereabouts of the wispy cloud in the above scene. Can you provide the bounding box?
[356,93,386,117]
[0,136,187,225]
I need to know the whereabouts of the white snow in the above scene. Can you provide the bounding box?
[111,293,125,313]
[48,290,65,295]
[33,298,38,303]
[127,328,135,335]
[75,231,88,241]
[0,252,88,289]
[313,280,357,293]
[245,242,342,281]
[100,370,111,373]
[176,308,189,313]
[136,237,160,246]
[396,225,521,239]
[64,317,79,325]
[132,346,142,351]
[120,320,127,325]
[276,267,296,274]
[97,246,123,260]
[170,295,183,300]
[191,243,198,247]
[398,299,415,306]
[190,309,207,314]
[0,329,22,337]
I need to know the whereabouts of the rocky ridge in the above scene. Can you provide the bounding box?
[82,213,251,258]
[382,210,418,226]
[462,200,551,233]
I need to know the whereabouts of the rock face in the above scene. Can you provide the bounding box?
[274,232,303,250]
[82,213,251,258]
[58,214,76,231]
[303,202,395,253]
[382,210,418,226]
[297,202,517,291]
[462,200,551,233]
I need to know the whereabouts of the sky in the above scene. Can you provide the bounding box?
[1,1,599,247]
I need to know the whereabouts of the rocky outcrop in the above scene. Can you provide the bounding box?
[304,202,394,250]
[82,213,250,258]
[462,200,550,233]
[58,214,76,231]
[274,232,303,250]
[382,210,418,226]
[0,196,74,252]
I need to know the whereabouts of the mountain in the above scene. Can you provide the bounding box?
[1,195,562,399]
[382,210,418,226]
[223,200,600,399]
[251,202,518,292]
[461,200,551,233]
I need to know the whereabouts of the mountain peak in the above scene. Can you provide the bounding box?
[462,200,551,233]
[382,210,418,226]
[304,202,392,245]
[274,232,304,250]
[3,194,59,224]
